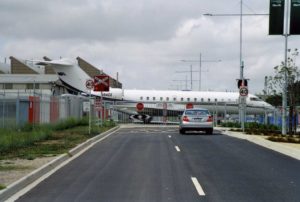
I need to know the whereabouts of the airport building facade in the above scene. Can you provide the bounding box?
[0,56,121,128]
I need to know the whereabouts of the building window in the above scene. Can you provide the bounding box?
[187,98,190,102]
[146,97,149,101]
[201,98,204,102]
[4,83,13,89]
[140,96,143,100]
[181,98,184,102]
[173,97,177,101]
[26,83,39,89]
[160,97,163,101]
[194,98,197,102]
[166,97,169,101]
[215,98,217,102]
[153,97,156,101]
[208,98,211,102]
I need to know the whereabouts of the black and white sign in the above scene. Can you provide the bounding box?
[86,79,94,90]
[239,86,248,97]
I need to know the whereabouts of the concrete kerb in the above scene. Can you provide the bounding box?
[0,125,120,202]
[217,127,300,161]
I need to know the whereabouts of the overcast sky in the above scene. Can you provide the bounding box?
[0,0,299,94]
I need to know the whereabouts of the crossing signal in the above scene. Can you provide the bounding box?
[237,79,248,89]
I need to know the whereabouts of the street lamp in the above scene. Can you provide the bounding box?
[204,1,268,132]
[181,54,221,91]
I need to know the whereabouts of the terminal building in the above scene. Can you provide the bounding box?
[0,56,122,95]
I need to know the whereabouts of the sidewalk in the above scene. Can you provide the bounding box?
[216,127,300,161]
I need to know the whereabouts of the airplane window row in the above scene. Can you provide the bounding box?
[139,96,233,102]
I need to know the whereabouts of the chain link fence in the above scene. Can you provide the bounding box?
[0,91,285,128]
[0,91,115,129]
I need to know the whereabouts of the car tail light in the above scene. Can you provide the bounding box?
[207,116,213,122]
[182,116,189,122]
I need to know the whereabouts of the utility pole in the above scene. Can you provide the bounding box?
[282,0,290,135]
[204,2,268,131]
[182,54,221,91]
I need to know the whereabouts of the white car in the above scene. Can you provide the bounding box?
[179,108,214,134]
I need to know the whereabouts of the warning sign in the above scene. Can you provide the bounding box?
[94,75,110,92]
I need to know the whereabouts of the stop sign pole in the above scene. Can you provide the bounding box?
[94,75,110,127]
[86,79,94,135]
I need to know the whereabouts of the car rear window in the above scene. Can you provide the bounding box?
[185,110,209,116]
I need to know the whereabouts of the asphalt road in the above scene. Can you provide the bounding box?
[17,127,300,202]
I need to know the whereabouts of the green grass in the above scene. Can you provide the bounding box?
[0,165,31,171]
[0,119,116,160]
[267,135,300,143]
[0,184,6,190]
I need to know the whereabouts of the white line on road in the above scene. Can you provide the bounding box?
[191,177,205,196]
[175,146,181,152]
[168,135,172,138]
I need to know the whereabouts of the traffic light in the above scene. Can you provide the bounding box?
[237,79,248,89]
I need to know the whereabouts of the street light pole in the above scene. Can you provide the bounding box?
[182,54,221,91]
[204,2,268,132]
[282,0,290,135]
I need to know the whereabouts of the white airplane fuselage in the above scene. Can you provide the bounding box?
[34,58,274,122]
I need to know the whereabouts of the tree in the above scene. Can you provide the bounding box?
[267,48,300,134]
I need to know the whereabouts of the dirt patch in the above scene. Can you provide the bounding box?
[0,157,56,187]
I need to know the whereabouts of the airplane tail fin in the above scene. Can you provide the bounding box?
[31,58,74,67]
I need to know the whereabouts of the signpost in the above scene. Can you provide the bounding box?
[238,79,248,132]
[86,79,94,135]
[94,75,110,126]
[239,86,248,97]
[136,103,144,111]
[94,75,110,92]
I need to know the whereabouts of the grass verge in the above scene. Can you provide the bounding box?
[0,118,116,160]
[0,184,6,190]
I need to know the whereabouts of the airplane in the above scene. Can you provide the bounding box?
[33,58,275,123]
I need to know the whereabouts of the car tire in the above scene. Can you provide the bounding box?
[179,129,185,134]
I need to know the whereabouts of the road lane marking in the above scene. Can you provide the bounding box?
[191,177,205,196]
[168,135,172,138]
[175,146,181,152]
